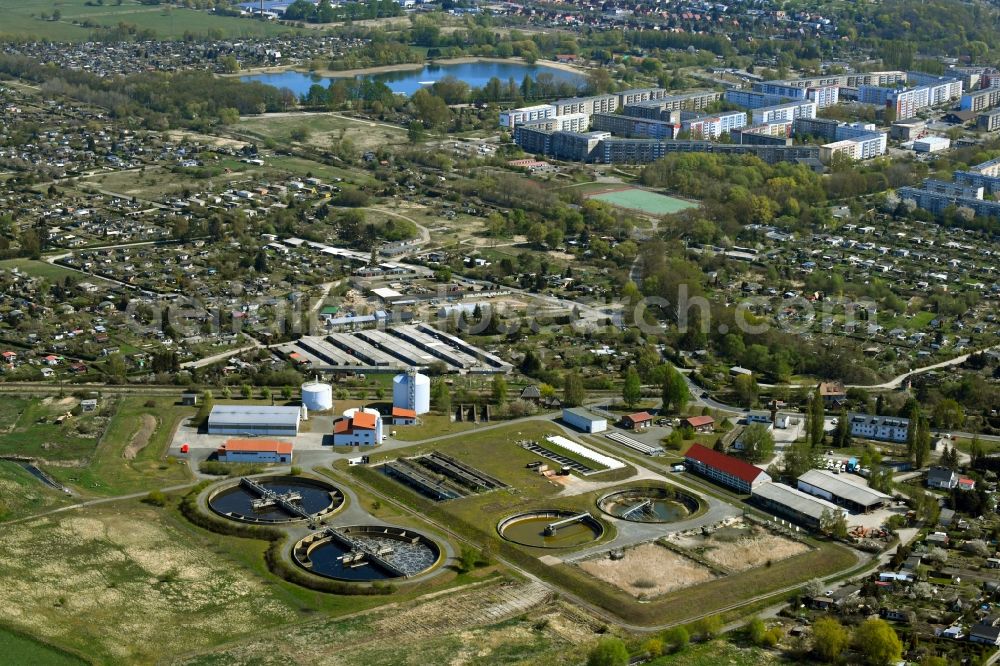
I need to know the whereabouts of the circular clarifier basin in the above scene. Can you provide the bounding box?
[294,526,440,581]
[498,510,604,549]
[597,486,700,523]
[208,475,344,524]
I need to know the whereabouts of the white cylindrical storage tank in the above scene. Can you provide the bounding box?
[301,381,334,412]
[343,406,380,419]
[393,372,430,415]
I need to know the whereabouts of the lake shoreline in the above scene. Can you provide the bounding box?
[232,56,589,80]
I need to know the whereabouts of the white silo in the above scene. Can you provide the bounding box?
[301,380,334,412]
[393,369,430,415]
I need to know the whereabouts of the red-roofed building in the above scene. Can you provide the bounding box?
[682,415,716,432]
[333,408,383,447]
[621,411,653,430]
[684,443,770,493]
[391,406,417,426]
[216,438,293,463]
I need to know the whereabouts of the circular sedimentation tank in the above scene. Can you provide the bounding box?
[208,475,344,524]
[597,486,701,524]
[294,525,441,581]
[498,510,605,549]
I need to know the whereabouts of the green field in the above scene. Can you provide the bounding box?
[0,397,108,462]
[0,0,298,41]
[0,626,86,666]
[0,259,90,283]
[44,396,195,496]
[236,113,407,154]
[588,187,699,215]
[0,460,73,522]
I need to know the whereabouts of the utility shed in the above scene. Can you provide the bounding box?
[562,407,607,433]
[207,405,301,437]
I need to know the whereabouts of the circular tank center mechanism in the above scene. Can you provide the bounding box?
[598,487,700,523]
[208,475,344,524]
[498,510,605,548]
[294,526,440,581]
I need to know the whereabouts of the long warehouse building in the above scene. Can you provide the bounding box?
[752,481,847,530]
[797,469,891,513]
[207,405,302,437]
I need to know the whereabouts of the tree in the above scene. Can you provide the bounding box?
[784,438,818,478]
[586,637,629,666]
[914,415,931,469]
[832,407,851,448]
[661,364,689,414]
[852,618,902,666]
[261,387,271,402]
[431,379,451,414]
[733,374,758,408]
[407,120,426,144]
[281,386,293,401]
[809,387,825,448]
[622,367,642,409]
[563,371,586,407]
[932,399,963,430]
[240,384,252,399]
[746,617,767,646]
[693,614,723,640]
[457,546,478,573]
[106,352,127,381]
[740,423,775,463]
[812,617,849,662]
[662,626,689,652]
[820,508,848,539]
[491,375,508,405]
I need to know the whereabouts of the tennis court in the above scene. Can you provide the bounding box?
[588,187,698,215]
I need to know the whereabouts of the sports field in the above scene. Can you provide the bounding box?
[587,186,698,215]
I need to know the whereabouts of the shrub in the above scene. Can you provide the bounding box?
[143,490,168,507]
[662,626,689,653]
[586,637,629,666]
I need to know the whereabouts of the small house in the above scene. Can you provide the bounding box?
[682,415,716,433]
[621,412,653,430]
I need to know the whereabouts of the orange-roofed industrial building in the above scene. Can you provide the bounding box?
[332,408,383,447]
[216,438,293,464]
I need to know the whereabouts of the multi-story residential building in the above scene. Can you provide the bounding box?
[848,414,910,443]
[548,131,610,161]
[499,104,555,128]
[793,116,840,141]
[961,87,1000,112]
[621,90,722,119]
[724,89,789,109]
[898,181,1000,217]
[954,169,1000,193]
[860,75,962,118]
[752,100,817,125]
[732,122,794,145]
[820,132,887,162]
[681,110,747,139]
[518,113,589,133]
[551,94,619,117]
[590,113,678,140]
[614,87,668,107]
[976,108,1000,131]
[970,155,1000,176]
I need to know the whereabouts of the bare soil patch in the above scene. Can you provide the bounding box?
[578,543,717,598]
[669,521,809,572]
[123,414,157,461]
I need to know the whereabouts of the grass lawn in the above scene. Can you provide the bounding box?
[391,414,477,441]
[0,397,108,462]
[0,626,86,666]
[587,187,699,215]
[237,113,407,154]
[0,460,73,522]
[44,396,195,496]
[648,639,778,666]
[905,311,936,330]
[0,0,298,41]
[0,258,90,283]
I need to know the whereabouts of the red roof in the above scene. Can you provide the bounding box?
[625,411,653,423]
[333,419,349,434]
[684,443,765,484]
[352,411,378,429]
[392,407,417,418]
[684,415,715,428]
[220,438,293,454]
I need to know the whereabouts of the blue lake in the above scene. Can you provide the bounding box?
[242,60,586,96]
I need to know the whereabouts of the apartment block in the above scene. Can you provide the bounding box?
[681,110,747,139]
[961,87,1000,112]
[977,108,1000,131]
[723,89,789,109]
[499,104,555,128]
[590,113,678,140]
[751,100,817,125]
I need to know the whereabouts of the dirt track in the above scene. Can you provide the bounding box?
[578,543,717,598]
[123,414,157,461]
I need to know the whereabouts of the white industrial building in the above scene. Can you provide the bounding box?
[913,136,950,153]
[562,407,607,433]
[752,482,848,530]
[797,469,892,513]
[206,405,301,437]
[848,414,910,443]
